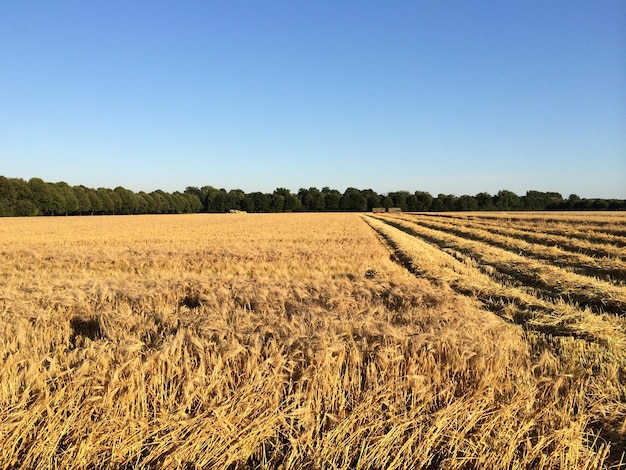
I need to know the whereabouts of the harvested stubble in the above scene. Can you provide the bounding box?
[367,213,626,466]
[0,213,621,469]
[375,214,626,315]
[406,213,626,260]
[391,213,626,283]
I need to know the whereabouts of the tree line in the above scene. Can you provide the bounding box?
[0,176,624,217]
[0,177,202,216]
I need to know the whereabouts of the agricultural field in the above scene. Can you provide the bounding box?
[1,212,625,469]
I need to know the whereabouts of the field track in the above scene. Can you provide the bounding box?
[1,213,625,469]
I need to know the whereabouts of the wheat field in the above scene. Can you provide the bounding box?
[1,212,625,469]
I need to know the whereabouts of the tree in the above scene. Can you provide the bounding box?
[0,177,37,216]
[544,192,564,210]
[340,188,367,211]
[388,191,410,211]
[241,194,256,212]
[322,187,341,211]
[139,191,156,214]
[494,190,522,211]
[591,199,609,210]
[14,199,38,216]
[565,194,581,210]
[298,187,325,211]
[430,197,445,211]
[434,194,456,211]
[51,182,77,215]
[455,195,479,211]
[170,192,187,213]
[50,185,69,215]
[0,177,14,204]
[273,188,299,212]
[226,189,246,211]
[184,193,202,213]
[521,190,563,211]
[575,198,593,210]
[210,189,229,212]
[184,186,202,201]
[414,191,433,211]
[475,192,494,211]
[0,198,11,217]
[406,193,418,211]
[72,186,92,215]
[82,188,98,215]
[96,188,114,214]
[113,187,137,214]
[608,199,626,211]
[149,191,165,213]
[362,189,382,211]
[197,186,219,212]
[251,192,271,212]
[29,178,57,215]
[160,191,176,213]
[134,192,148,214]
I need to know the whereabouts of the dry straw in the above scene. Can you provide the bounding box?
[0,212,624,469]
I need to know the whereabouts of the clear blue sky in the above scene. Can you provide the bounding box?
[1,1,624,198]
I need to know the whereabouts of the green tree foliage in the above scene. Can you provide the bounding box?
[322,187,341,211]
[298,187,326,211]
[495,190,522,211]
[591,199,610,210]
[183,186,203,202]
[107,189,123,214]
[340,188,367,211]
[56,182,79,215]
[251,192,271,212]
[522,191,563,211]
[94,188,113,214]
[270,193,285,212]
[273,188,300,212]
[362,189,382,212]
[72,186,92,215]
[413,191,433,211]
[388,191,410,211]
[430,197,445,211]
[455,195,479,211]
[433,194,457,211]
[565,194,581,210]
[28,178,56,215]
[185,193,202,213]
[0,177,38,216]
[1,175,623,216]
[114,187,138,214]
[211,189,229,212]
[227,189,246,211]
[241,194,256,212]
[475,192,495,211]
[14,199,39,216]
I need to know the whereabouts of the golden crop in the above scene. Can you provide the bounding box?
[1,212,624,469]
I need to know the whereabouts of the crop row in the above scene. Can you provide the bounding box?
[392,214,626,283]
[371,214,626,316]
[411,213,626,259]
[1,213,625,468]
[364,215,626,343]
[363,214,626,461]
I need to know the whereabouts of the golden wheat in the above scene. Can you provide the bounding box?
[0,213,623,469]
[390,213,626,282]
